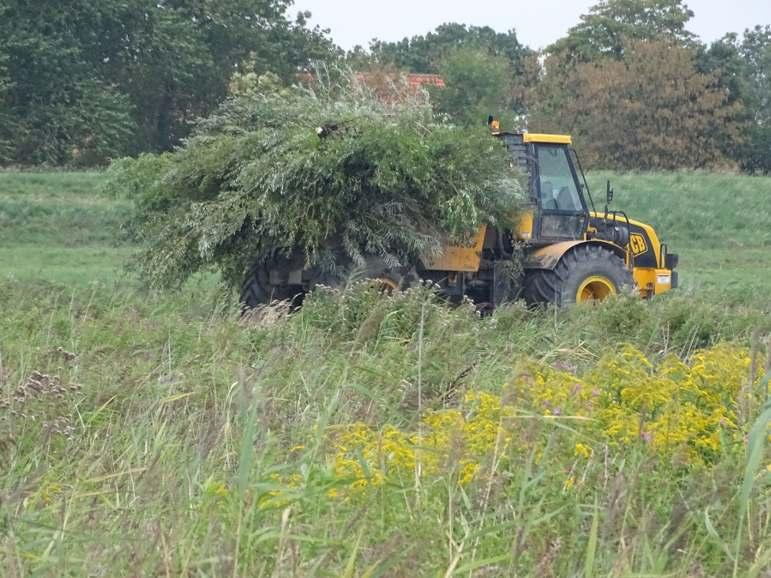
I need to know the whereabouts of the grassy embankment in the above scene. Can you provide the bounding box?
[0,172,132,285]
[1,170,769,306]
[588,171,771,308]
[0,170,769,576]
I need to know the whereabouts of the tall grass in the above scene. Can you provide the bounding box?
[0,280,768,576]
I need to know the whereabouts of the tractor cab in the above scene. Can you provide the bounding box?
[490,127,678,299]
[493,131,591,244]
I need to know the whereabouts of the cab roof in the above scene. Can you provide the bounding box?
[492,131,572,145]
[523,133,572,145]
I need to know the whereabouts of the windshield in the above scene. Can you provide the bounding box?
[569,148,595,212]
[536,144,583,212]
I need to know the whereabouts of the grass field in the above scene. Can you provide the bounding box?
[0,170,769,577]
[0,172,133,284]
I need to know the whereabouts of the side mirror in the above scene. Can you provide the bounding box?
[606,180,614,204]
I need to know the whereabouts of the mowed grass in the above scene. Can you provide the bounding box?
[0,170,770,576]
[0,171,132,284]
[587,171,771,249]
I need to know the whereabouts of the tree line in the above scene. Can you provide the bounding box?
[0,0,768,172]
[0,0,336,166]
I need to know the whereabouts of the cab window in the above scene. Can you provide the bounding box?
[536,145,583,212]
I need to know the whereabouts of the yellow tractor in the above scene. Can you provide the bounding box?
[241,126,678,308]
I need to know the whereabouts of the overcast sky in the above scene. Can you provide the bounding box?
[292,0,771,51]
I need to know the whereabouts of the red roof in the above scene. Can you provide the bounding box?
[355,72,444,90]
[406,74,446,89]
[296,71,444,104]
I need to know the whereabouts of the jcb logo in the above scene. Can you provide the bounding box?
[629,233,647,256]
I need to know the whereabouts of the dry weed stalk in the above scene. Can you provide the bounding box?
[0,370,81,447]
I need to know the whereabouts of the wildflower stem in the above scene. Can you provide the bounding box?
[415,302,425,495]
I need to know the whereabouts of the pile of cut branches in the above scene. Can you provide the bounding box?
[108,73,522,290]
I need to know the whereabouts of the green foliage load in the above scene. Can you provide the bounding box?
[109,75,521,290]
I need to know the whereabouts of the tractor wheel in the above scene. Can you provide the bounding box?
[318,257,417,295]
[240,259,303,309]
[523,245,634,306]
[241,256,416,309]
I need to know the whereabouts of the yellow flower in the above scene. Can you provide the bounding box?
[320,343,756,497]
[574,442,593,459]
[204,480,229,499]
[40,482,63,505]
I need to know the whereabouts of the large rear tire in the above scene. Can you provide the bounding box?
[240,259,304,309]
[317,257,417,294]
[523,245,634,306]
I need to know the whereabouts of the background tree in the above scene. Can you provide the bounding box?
[431,48,515,126]
[0,0,336,166]
[549,0,696,62]
[516,0,749,171]
[0,1,138,164]
[366,23,529,75]
[699,27,771,173]
[115,1,337,152]
[738,26,771,174]
[697,33,751,166]
[0,0,767,172]
[527,40,741,170]
[0,0,9,157]
[0,45,12,163]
